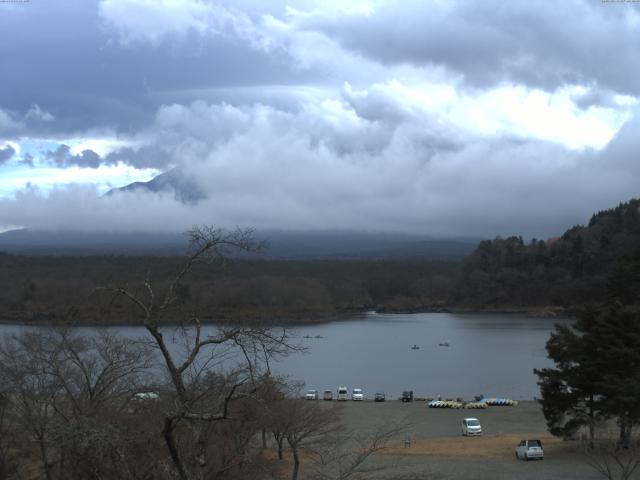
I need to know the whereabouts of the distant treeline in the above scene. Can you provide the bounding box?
[2,198,640,325]
[0,255,457,325]
[452,198,640,310]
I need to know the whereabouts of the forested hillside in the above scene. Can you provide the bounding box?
[0,255,456,325]
[452,198,640,310]
[2,199,640,325]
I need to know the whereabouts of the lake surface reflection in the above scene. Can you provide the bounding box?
[0,312,570,400]
[274,312,570,400]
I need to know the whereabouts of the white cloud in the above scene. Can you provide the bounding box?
[0,163,158,198]
[3,0,640,238]
[99,0,213,45]
[25,104,55,122]
[0,108,22,135]
[98,0,271,48]
[3,97,640,238]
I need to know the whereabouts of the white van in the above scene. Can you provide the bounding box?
[462,418,482,436]
[352,388,364,401]
[337,386,349,401]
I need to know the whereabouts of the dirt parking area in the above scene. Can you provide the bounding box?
[332,400,602,480]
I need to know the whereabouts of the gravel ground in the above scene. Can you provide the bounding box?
[328,400,603,480]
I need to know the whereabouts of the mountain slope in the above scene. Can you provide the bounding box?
[107,168,206,203]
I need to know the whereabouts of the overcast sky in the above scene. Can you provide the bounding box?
[1,0,639,238]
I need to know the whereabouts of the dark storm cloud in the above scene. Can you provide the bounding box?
[46,144,102,169]
[0,1,316,137]
[1,0,634,140]
[0,145,15,164]
[309,0,640,96]
[104,145,174,169]
[1,0,639,239]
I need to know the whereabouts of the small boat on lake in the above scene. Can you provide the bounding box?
[438,342,450,347]
[411,344,420,350]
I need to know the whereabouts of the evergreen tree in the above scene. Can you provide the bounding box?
[535,313,605,446]
[536,304,640,447]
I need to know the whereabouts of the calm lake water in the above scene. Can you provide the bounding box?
[281,311,570,400]
[0,312,570,400]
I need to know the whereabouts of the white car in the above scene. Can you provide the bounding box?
[337,386,349,401]
[305,389,318,400]
[515,439,544,460]
[352,388,364,401]
[133,391,159,401]
[461,417,482,436]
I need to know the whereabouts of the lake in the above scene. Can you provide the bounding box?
[0,311,570,400]
[280,311,569,400]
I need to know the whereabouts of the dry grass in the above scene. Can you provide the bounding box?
[383,433,576,459]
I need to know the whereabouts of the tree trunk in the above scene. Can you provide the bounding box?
[196,424,207,480]
[37,437,52,480]
[291,445,300,480]
[163,417,190,480]
[261,428,267,449]
[619,414,632,449]
[588,394,595,449]
[273,432,283,460]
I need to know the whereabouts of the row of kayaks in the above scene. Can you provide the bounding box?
[428,398,518,409]
[483,397,519,406]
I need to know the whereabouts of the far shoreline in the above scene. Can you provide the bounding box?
[0,305,575,328]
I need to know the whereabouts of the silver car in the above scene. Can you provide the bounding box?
[515,439,544,460]
[461,417,482,436]
[352,388,364,401]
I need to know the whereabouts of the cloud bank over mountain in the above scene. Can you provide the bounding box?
[0,0,638,238]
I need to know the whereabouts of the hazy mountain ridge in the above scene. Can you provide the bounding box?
[0,228,479,260]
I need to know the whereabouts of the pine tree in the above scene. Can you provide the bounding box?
[536,304,640,447]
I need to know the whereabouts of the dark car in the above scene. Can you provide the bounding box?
[374,392,386,402]
[401,390,414,402]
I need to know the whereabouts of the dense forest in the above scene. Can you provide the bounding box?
[1,198,640,325]
[452,198,640,311]
[0,254,457,325]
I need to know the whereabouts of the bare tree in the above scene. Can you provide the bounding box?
[0,329,157,480]
[582,431,640,480]
[310,421,411,480]
[35,329,153,416]
[0,333,62,480]
[0,391,15,480]
[103,226,298,480]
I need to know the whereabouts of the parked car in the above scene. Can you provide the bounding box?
[305,389,318,400]
[352,388,364,401]
[129,391,160,414]
[323,390,333,401]
[374,392,386,402]
[400,390,414,402]
[337,386,349,401]
[461,418,482,436]
[515,439,544,460]
[133,391,159,401]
